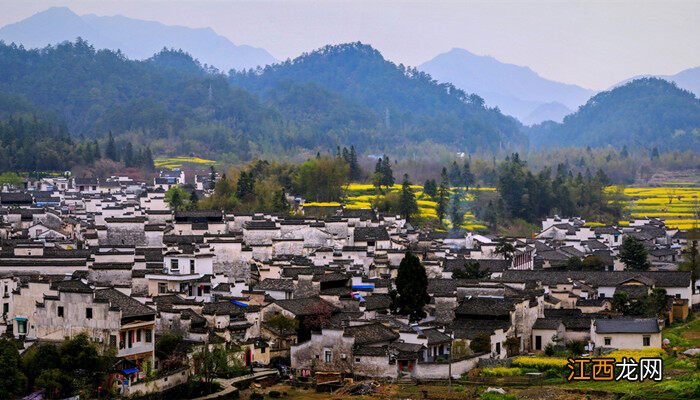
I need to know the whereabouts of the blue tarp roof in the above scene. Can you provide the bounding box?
[231,300,249,307]
[352,284,375,289]
[122,368,140,375]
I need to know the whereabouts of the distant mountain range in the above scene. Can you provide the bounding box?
[419,48,594,124]
[614,67,700,97]
[0,7,277,72]
[528,78,700,151]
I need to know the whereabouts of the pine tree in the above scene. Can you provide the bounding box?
[449,192,464,228]
[105,131,118,161]
[436,167,449,223]
[349,145,361,180]
[274,189,289,213]
[143,146,154,169]
[236,171,255,200]
[448,161,462,187]
[394,250,430,322]
[123,142,134,167]
[381,156,394,187]
[92,139,101,159]
[423,179,437,198]
[209,166,216,190]
[398,174,418,222]
[620,236,650,271]
[462,161,474,190]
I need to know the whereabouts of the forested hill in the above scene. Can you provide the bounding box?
[528,78,700,151]
[0,40,523,159]
[230,42,525,151]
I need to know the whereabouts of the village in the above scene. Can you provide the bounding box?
[0,167,697,399]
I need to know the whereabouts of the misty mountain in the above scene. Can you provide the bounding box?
[419,48,593,124]
[0,40,524,159]
[614,66,700,98]
[529,78,700,150]
[0,7,276,72]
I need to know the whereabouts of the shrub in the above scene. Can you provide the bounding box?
[470,333,491,353]
[481,367,523,377]
[512,356,568,371]
[566,340,586,356]
[269,390,281,398]
[544,343,555,356]
[250,392,264,400]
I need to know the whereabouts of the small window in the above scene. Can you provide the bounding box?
[355,357,361,363]
[190,260,195,274]
[145,329,152,343]
[109,335,117,348]
[57,306,64,317]
[17,320,27,335]
[158,282,167,294]
[2,303,8,314]
[171,259,179,271]
[643,336,651,346]
[86,308,93,319]
[136,329,141,342]
[261,346,266,353]
[324,350,332,363]
[604,337,611,346]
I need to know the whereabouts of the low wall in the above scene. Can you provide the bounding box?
[414,353,489,380]
[123,368,190,397]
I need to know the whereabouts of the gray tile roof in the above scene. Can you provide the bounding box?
[594,318,660,334]
[94,288,155,318]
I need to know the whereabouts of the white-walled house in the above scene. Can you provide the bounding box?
[590,318,662,350]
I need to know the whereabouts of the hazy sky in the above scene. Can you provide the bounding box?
[1,0,699,89]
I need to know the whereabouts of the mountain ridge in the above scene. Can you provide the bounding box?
[0,7,277,72]
[419,48,594,124]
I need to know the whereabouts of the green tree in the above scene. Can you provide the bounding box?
[565,257,583,271]
[448,161,462,186]
[423,179,437,198]
[236,171,255,200]
[398,174,418,222]
[294,156,349,202]
[452,261,487,279]
[495,239,516,262]
[469,334,491,354]
[394,250,430,322]
[619,236,650,271]
[582,255,606,271]
[209,165,217,190]
[612,291,630,314]
[679,229,700,294]
[449,192,464,228]
[0,172,23,188]
[265,314,299,333]
[165,186,190,211]
[0,339,27,398]
[436,168,449,223]
[105,131,118,161]
[462,161,474,190]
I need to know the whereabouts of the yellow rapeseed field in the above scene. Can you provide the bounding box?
[618,186,699,229]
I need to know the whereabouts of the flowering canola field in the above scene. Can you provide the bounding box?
[154,156,216,169]
[621,187,700,230]
[340,183,492,231]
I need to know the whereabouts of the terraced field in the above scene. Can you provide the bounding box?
[622,187,700,230]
